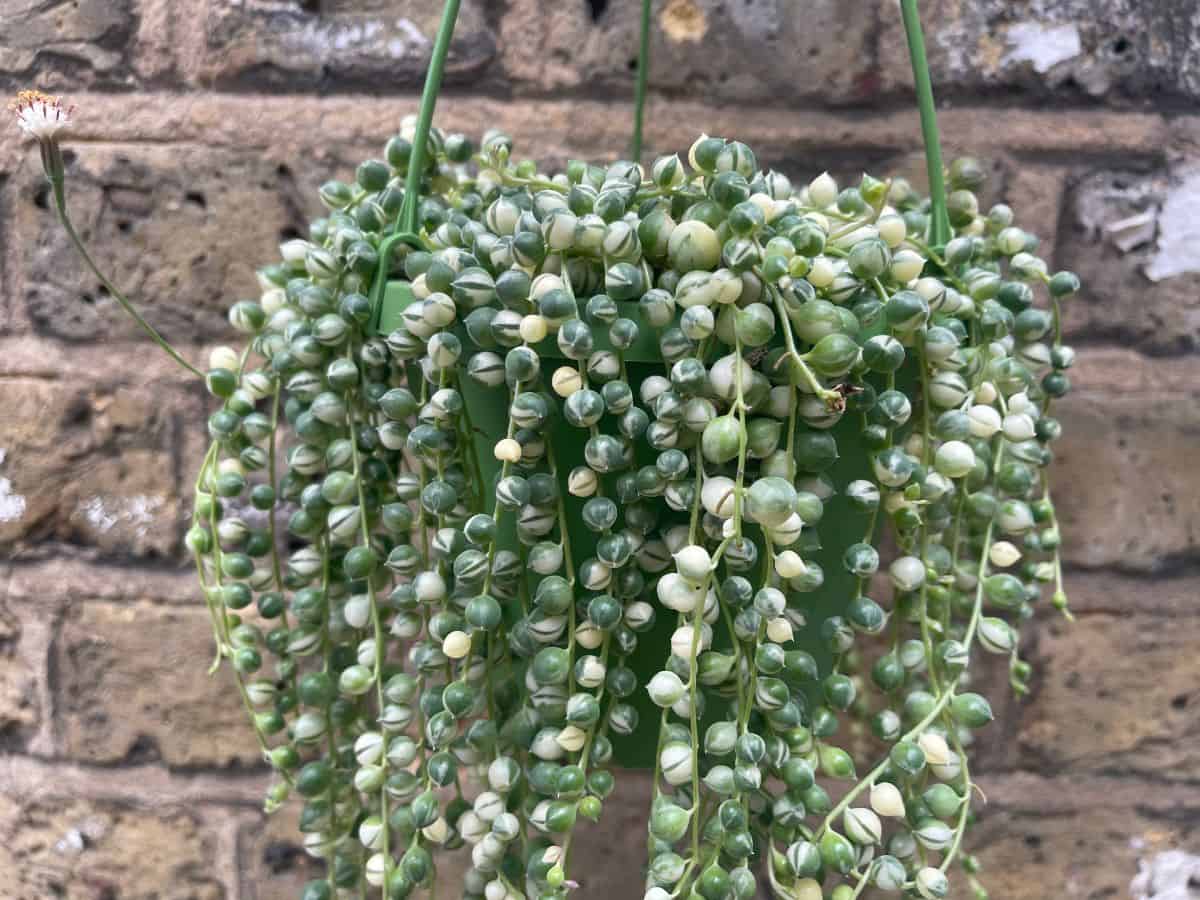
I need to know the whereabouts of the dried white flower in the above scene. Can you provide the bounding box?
[9,90,73,141]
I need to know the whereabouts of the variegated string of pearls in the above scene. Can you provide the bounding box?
[190,121,1077,900]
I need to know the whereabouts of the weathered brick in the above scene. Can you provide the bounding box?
[878,0,1200,103]
[6,556,198,607]
[1052,381,1200,572]
[0,793,226,900]
[969,574,1200,773]
[1054,570,1199,618]
[498,0,881,106]
[1002,161,1069,266]
[62,448,182,555]
[1016,612,1200,781]
[0,591,48,750]
[566,769,655,897]
[1,752,267,807]
[0,378,184,557]
[132,0,181,83]
[12,144,321,344]
[193,0,496,89]
[56,600,262,768]
[1058,163,1200,355]
[0,174,11,336]
[0,0,139,89]
[965,803,1196,900]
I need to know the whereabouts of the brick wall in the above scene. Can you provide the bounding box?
[0,1,1197,898]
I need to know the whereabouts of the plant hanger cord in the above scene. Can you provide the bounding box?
[400,0,462,237]
[900,0,952,250]
[367,0,462,332]
[631,0,653,161]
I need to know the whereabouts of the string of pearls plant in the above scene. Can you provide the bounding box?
[15,90,1078,900]
[192,125,1078,900]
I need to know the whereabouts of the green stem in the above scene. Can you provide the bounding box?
[544,437,577,668]
[317,537,342,892]
[915,343,943,695]
[265,387,286,594]
[962,442,1003,652]
[899,0,951,250]
[943,487,969,634]
[765,283,841,407]
[766,839,798,899]
[905,237,970,292]
[191,440,222,670]
[193,448,294,787]
[731,330,749,540]
[827,177,892,242]
[848,861,878,899]
[818,687,954,837]
[49,178,203,379]
[474,161,568,195]
[684,454,708,864]
[1031,279,1073,621]
[631,0,653,161]
[191,545,286,777]
[345,347,392,883]
[937,731,974,874]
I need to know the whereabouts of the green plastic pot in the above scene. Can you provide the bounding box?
[378,280,882,767]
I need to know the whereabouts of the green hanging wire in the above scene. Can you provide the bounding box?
[369,0,463,331]
[900,0,952,250]
[630,0,653,161]
[400,0,462,236]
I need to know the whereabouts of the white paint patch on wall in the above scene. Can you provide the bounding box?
[80,495,166,537]
[0,449,26,524]
[395,18,431,52]
[935,19,975,78]
[53,816,107,856]
[1003,22,1082,73]
[279,16,429,62]
[1145,168,1200,283]
[1131,848,1200,900]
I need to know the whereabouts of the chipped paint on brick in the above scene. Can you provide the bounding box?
[0,449,26,524]
[79,495,166,537]
[1145,167,1200,282]
[276,16,429,61]
[1131,848,1200,900]
[1003,21,1082,73]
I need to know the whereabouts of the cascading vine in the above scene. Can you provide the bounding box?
[12,10,1077,888]
[181,124,1079,900]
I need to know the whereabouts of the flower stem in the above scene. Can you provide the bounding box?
[49,177,203,379]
